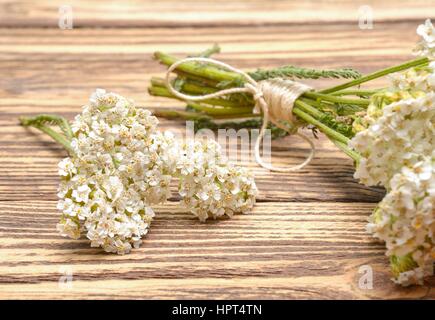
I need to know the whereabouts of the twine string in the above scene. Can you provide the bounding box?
[164,57,315,172]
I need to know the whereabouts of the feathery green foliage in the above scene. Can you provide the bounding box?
[20,114,73,139]
[249,65,362,81]
[20,114,73,153]
[318,112,355,138]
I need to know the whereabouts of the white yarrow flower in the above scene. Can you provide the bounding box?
[351,88,435,187]
[350,23,435,285]
[367,156,435,286]
[57,89,176,254]
[414,19,435,60]
[176,139,258,222]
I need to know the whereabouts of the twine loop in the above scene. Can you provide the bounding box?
[164,57,315,172]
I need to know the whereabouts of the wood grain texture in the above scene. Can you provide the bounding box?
[0,0,434,299]
[0,201,433,299]
[0,0,433,27]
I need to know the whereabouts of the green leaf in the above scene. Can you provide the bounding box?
[20,114,73,153]
[249,65,362,81]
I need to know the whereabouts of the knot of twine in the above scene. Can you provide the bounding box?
[165,57,315,172]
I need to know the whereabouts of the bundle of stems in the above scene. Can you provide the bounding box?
[148,45,429,164]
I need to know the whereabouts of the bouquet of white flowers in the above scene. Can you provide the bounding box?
[21,89,257,254]
[148,20,435,286]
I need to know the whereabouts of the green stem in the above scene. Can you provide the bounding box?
[293,102,350,145]
[294,100,324,119]
[148,85,252,112]
[193,43,221,58]
[330,139,361,163]
[173,70,220,87]
[19,114,74,139]
[37,126,73,153]
[304,91,370,106]
[152,49,370,161]
[151,77,218,95]
[20,117,73,154]
[61,117,73,139]
[187,102,253,116]
[151,109,212,121]
[154,51,241,83]
[320,57,429,94]
[300,97,365,115]
[331,89,382,96]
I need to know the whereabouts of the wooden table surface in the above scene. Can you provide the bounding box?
[0,0,434,299]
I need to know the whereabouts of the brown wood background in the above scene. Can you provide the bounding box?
[0,0,434,299]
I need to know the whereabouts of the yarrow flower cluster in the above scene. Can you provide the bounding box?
[57,90,176,253]
[56,89,257,254]
[414,19,435,60]
[176,139,257,222]
[390,61,435,93]
[367,154,435,286]
[350,20,435,285]
[350,91,435,187]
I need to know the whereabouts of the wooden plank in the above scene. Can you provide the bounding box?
[0,0,433,27]
[0,2,433,298]
[0,200,432,299]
